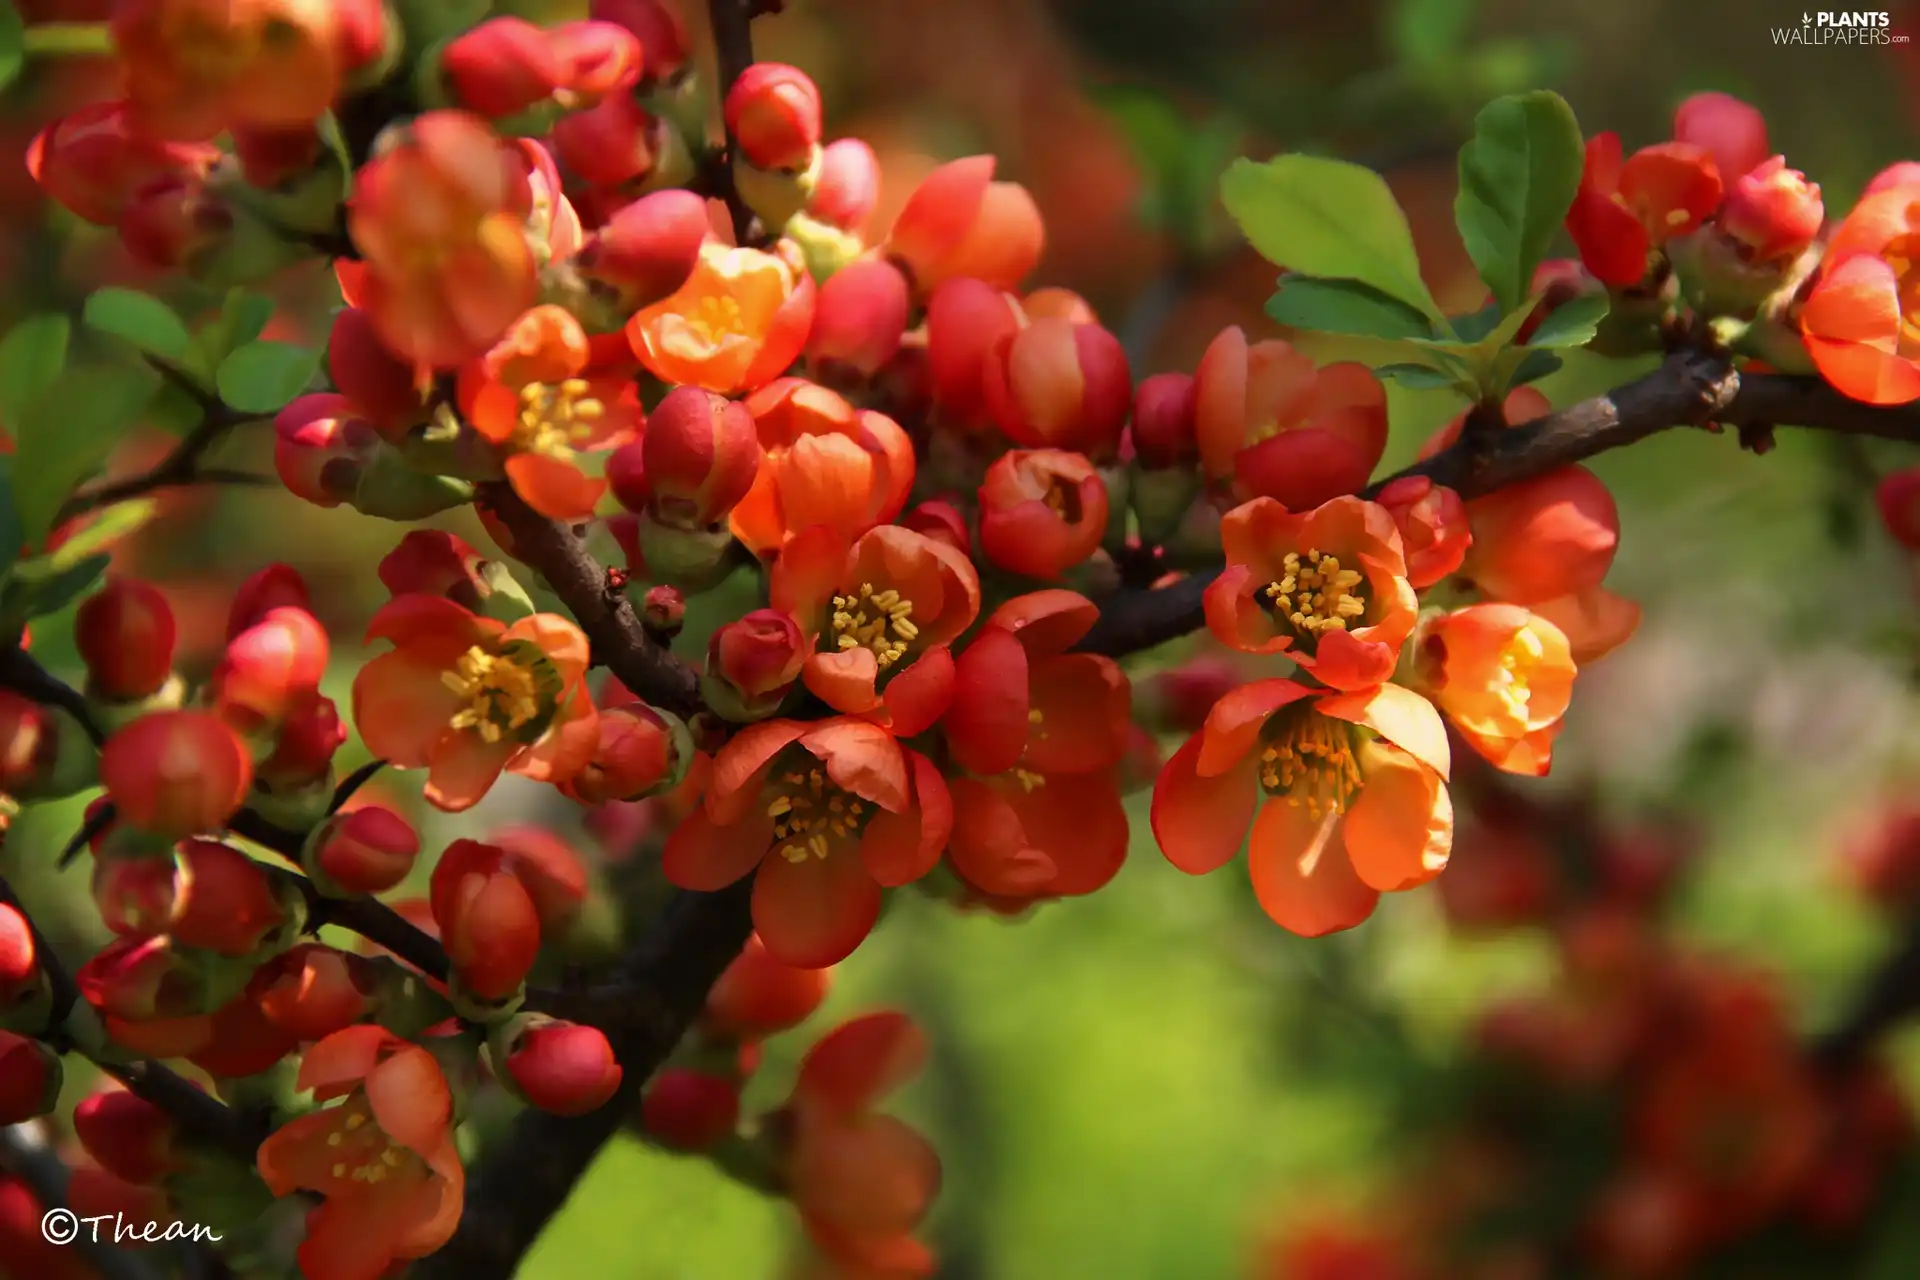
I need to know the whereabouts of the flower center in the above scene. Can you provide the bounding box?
[688,294,746,345]
[1492,626,1545,721]
[1263,549,1366,636]
[321,1097,415,1188]
[830,582,919,669]
[441,643,548,743]
[1886,239,1920,347]
[1259,710,1363,818]
[1043,477,1084,521]
[766,766,868,861]
[513,378,604,459]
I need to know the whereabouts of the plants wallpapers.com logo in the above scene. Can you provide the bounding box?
[1774,10,1911,42]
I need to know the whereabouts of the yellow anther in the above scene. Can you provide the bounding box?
[766,759,870,862]
[442,645,544,743]
[327,1133,342,1147]
[1262,550,1367,637]
[332,1163,346,1178]
[1492,626,1547,721]
[829,581,919,670]
[690,294,746,344]
[1258,710,1363,817]
[1012,767,1046,793]
[512,377,605,460]
[767,795,793,818]
[344,1113,365,1131]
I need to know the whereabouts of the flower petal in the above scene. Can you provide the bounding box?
[1246,800,1380,937]
[662,807,773,891]
[1342,745,1453,892]
[1151,732,1258,875]
[1318,682,1450,780]
[752,849,883,968]
[944,626,1030,776]
[352,652,462,768]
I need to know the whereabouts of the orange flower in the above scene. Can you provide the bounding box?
[351,595,598,812]
[627,241,815,395]
[1800,186,1920,405]
[256,1026,463,1280]
[1204,497,1418,692]
[976,449,1109,581]
[942,592,1132,899]
[1193,329,1387,511]
[1566,133,1723,286]
[113,0,352,141]
[1530,585,1641,665]
[662,719,951,966]
[770,525,979,730]
[884,155,1044,295]
[1461,465,1620,606]
[1411,604,1576,776]
[456,305,638,519]
[731,379,915,558]
[1151,679,1452,937]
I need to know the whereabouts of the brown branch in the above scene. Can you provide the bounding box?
[708,0,762,244]
[1076,357,1920,659]
[0,644,104,746]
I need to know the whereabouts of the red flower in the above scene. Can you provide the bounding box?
[1566,133,1723,286]
[352,595,598,812]
[732,379,915,558]
[1411,604,1577,776]
[627,241,815,395]
[663,719,952,966]
[977,449,1109,581]
[1801,186,1920,405]
[885,156,1044,295]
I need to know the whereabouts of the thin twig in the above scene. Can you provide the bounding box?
[0,645,104,746]
[707,0,763,245]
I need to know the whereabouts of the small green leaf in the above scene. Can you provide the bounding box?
[1220,154,1444,321]
[83,288,194,362]
[37,498,154,571]
[2,551,109,625]
[1375,362,1472,392]
[14,362,160,540]
[1265,276,1437,341]
[0,313,70,428]
[215,340,319,413]
[1524,292,1611,348]
[1450,303,1504,344]
[0,3,22,95]
[1454,90,1584,315]
[1508,349,1565,387]
[190,289,276,378]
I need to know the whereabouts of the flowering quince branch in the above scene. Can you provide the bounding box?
[0,1123,163,1280]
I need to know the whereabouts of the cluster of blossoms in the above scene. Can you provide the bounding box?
[1256,758,1920,1280]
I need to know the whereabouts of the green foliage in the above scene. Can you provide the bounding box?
[13,361,160,541]
[0,314,71,428]
[1220,154,1445,322]
[1454,90,1585,315]
[1093,85,1242,254]
[215,339,321,413]
[1526,292,1610,348]
[0,3,20,95]
[82,288,194,363]
[1264,276,1436,340]
[189,289,277,381]
[0,497,150,630]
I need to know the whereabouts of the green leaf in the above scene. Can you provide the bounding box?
[1454,90,1584,315]
[36,498,154,571]
[0,3,22,95]
[1220,154,1444,321]
[1375,362,1472,392]
[14,362,160,541]
[0,313,70,428]
[2,552,109,625]
[1265,276,1437,341]
[1387,0,1477,68]
[1450,302,1504,344]
[215,340,319,413]
[1508,349,1565,387]
[1523,292,1611,348]
[84,287,194,362]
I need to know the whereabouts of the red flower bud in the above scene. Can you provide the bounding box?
[101,712,253,840]
[592,0,689,84]
[707,609,808,709]
[211,606,330,733]
[577,189,709,302]
[65,1164,172,1239]
[978,449,1110,581]
[557,704,682,805]
[553,91,658,187]
[926,278,1025,428]
[1463,465,1620,605]
[0,906,36,1006]
[231,123,323,188]
[308,806,421,895]
[1130,372,1199,469]
[705,933,830,1039]
[809,138,881,234]
[92,854,181,940]
[0,694,59,797]
[442,18,564,120]
[1865,161,1920,199]
[328,308,423,439]
[1673,91,1769,183]
[490,827,591,936]
[256,694,347,792]
[77,936,202,1026]
[643,585,686,636]
[430,839,542,1002]
[0,1034,57,1125]
[1376,475,1472,589]
[26,101,221,228]
[900,500,971,557]
[74,1089,173,1185]
[726,63,823,172]
[982,318,1131,456]
[641,387,762,527]
[1720,156,1823,264]
[1880,467,1920,549]
[76,578,177,701]
[887,155,1045,294]
[551,21,644,104]
[171,840,289,956]
[379,530,489,610]
[118,170,233,270]
[501,1017,623,1116]
[1142,656,1244,734]
[806,257,911,380]
[641,1068,740,1150]
[250,943,377,1041]
[228,564,311,639]
[273,393,382,508]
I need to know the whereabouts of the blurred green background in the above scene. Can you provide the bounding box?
[6,0,1920,1276]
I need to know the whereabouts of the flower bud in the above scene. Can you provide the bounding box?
[641,1068,740,1150]
[118,170,235,272]
[440,17,563,120]
[170,841,292,957]
[328,308,423,440]
[306,806,421,896]
[576,189,709,305]
[92,854,181,941]
[0,1034,58,1125]
[900,500,971,557]
[495,1014,623,1116]
[726,63,823,173]
[250,943,378,1041]
[1375,475,1471,589]
[643,585,686,638]
[27,101,221,228]
[703,609,807,720]
[978,450,1109,581]
[704,934,829,1040]
[379,530,489,610]
[491,827,591,938]
[551,20,643,104]
[228,564,311,639]
[1140,656,1244,735]
[1720,156,1823,264]
[1865,161,1920,199]
[210,606,330,733]
[273,393,382,508]
[591,0,689,84]
[926,277,1025,428]
[558,704,689,805]
[1673,91,1769,182]
[0,694,93,803]
[101,712,252,840]
[1130,373,1198,469]
[77,936,205,1030]
[1880,467,1920,549]
[230,122,323,189]
[74,1089,173,1185]
[806,257,910,382]
[66,1164,173,1238]
[113,0,351,140]
[982,318,1131,456]
[76,579,177,702]
[808,138,881,234]
[1463,466,1620,605]
[430,840,542,1002]
[642,387,762,528]
[886,156,1045,294]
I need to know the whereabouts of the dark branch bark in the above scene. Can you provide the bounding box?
[0,645,104,746]
[707,0,762,244]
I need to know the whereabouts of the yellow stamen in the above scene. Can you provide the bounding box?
[513,377,605,460]
[688,294,746,344]
[1262,549,1367,637]
[442,645,545,744]
[1012,767,1046,793]
[766,768,869,862]
[830,581,918,670]
[1492,626,1546,721]
[1258,711,1363,819]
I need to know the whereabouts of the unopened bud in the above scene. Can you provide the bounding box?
[74,1089,174,1185]
[1721,156,1823,264]
[1376,475,1472,589]
[430,840,541,1003]
[210,606,329,734]
[0,1033,59,1124]
[806,257,910,383]
[702,609,807,721]
[493,1013,623,1116]
[640,1068,740,1150]
[441,18,563,120]
[228,564,311,639]
[808,137,881,234]
[557,703,690,805]
[305,806,421,896]
[725,63,823,173]
[642,585,686,638]
[704,933,829,1040]
[274,394,382,508]
[76,579,177,702]
[1130,372,1198,469]
[641,388,762,528]
[100,712,252,840]
[171,840,293,957]
[576,189,709,305]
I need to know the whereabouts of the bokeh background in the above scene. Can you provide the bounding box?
[7,0,1920,1276]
